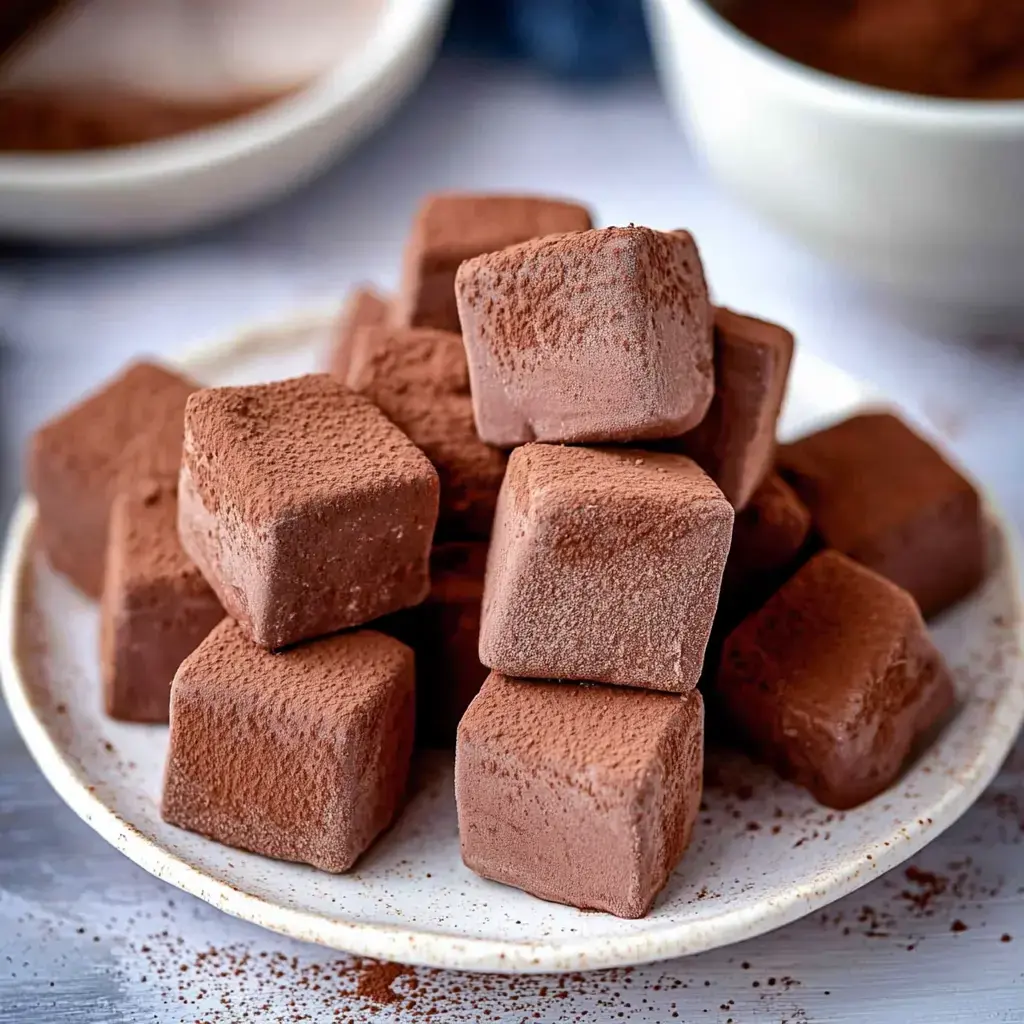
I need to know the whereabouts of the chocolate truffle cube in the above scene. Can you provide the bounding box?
[456,227,713,445]
[396,193,593,333]
[162,621,414,872]
[178,374,439,650]
[777,412,985,617]
[456,674,704,918]
[28,361,197,597]
[480,445,733,691]
[702,475,814,692]
[328,285,391,382]
[386,542,489,748]
[717,551,955,810]
[719,473,813,627]
[100,485,224,723]
[676,307,795,509]
[345,325,507,540]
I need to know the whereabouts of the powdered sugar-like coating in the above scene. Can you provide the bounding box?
[456,227,713,445]
[328,285,391,382]
[162,621,415,873]
[346,325,507,540]
[179,373,439,648]
[396,192,593,333]
[480,444,733,691]
[100,485,223,724]
[456,674,703,918]
[28,360,198,597]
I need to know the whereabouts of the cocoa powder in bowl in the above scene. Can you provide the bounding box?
[725,0,1024,100]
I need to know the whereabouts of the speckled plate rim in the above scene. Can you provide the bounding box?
[2,311,1024,974]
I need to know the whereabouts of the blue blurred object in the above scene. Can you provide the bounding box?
[445,0,518,58]
[446,0,651,81]
[509,0,651,80]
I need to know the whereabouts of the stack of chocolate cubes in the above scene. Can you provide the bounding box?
[26,192,985,919]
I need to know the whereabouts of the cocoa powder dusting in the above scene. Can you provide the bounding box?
[354,959,413,1005]
[343,325,508,540]
[0,88,295,152]
[456,226,713,445]
[726,0,1024,100]
[480,443,733,692]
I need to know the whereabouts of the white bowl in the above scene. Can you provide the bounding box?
[0,0,450,242]
[646,0,1024,330]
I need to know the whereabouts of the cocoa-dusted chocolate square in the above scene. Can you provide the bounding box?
[777,412,985,618]
[345,325,507,540]
[178,374,439,650]
[100,485,223,723]
[456,673,704,918]
[702,474,814,693]
[385,542,489,748]
[28,361,198,597]
[479,444,733,691]
[328,285,391,382]
[717,550,955,810]
[456,227,713,445]
[675,307,794,509]
[719,472,813,627]
[162,621,414,872]
[396,193,593,333]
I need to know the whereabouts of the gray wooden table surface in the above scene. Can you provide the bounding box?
[2,59,1024,1022]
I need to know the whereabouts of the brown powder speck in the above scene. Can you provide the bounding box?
[951,920,968,933]
[901,865,949,912]
[355,960,412,1006]
[1001,934,1013,942]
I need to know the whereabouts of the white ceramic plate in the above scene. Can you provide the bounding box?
[2,311,1022,973]
[0,0,450,241]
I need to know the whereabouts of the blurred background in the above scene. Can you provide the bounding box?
[1,0,1022,536]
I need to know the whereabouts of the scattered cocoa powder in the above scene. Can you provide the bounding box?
[354,959,413,1005]
[901,866,949,912]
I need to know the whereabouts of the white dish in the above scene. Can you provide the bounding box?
[646,0,1024,330]
[0,0,450,242]
[2,311,1022,973]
